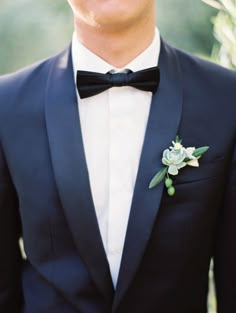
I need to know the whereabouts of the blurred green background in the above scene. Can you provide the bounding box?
[0,0,217,74]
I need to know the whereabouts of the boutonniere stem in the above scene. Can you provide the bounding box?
[149,136,209,196]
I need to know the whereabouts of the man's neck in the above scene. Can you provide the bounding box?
[74,15,156,68]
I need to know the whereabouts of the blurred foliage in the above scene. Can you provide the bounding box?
[156,0,216,55]
[0,0,72,74]
[203,0,236,69]
[208,261,217,313]
[0,0,216,74]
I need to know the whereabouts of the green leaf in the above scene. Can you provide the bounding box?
[193,146,209,158]
[149,167,168,189]
[175,135,182,144]
[183,157,191,162]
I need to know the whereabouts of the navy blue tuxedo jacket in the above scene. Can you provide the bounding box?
[0,40,235,313]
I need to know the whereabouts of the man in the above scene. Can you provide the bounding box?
[0,0,235,312]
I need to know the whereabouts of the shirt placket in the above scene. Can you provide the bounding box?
[107,87,132,287]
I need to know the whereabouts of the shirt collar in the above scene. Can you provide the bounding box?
[72,27,161,78]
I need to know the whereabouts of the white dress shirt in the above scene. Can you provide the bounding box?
[72,29,161,287]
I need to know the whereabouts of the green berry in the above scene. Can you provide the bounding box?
[165,177,173,188]
[167,186,175,196]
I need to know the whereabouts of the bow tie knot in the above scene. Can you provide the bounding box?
[109,71,131,87]
[77,66,160,99]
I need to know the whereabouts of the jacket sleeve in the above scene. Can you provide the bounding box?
[214,142,236,313]
[0,141,23,312]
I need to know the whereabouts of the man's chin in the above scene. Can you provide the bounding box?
[91,15,139,33]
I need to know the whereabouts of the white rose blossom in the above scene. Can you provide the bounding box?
[185,147,200,167]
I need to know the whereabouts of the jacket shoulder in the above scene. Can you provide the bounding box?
[173,44,236,87]
[0,47,70,101]
[0,56,52,99]
[0,48,70,136]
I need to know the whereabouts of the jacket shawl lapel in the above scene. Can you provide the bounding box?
[44,47,114,304]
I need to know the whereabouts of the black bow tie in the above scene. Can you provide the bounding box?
[76,66,160,99]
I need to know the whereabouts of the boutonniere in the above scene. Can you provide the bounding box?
[149,136,209,196]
